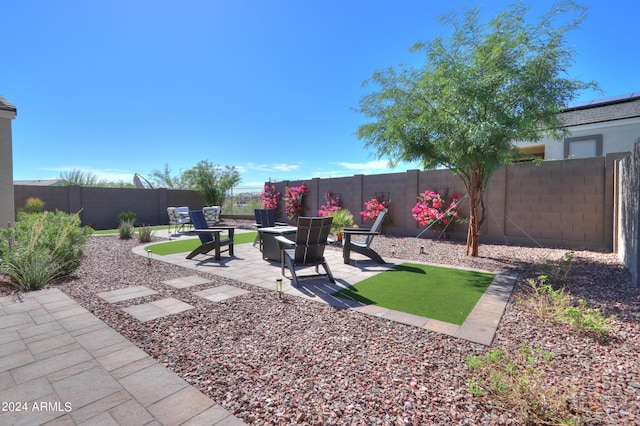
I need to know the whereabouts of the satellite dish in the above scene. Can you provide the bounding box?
[133,173,153,189]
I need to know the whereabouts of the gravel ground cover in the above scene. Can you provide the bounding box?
[3,219,639,424]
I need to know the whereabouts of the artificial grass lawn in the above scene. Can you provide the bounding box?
[145,231,257,255]
[332,263,495,325]
[92,225,171,235]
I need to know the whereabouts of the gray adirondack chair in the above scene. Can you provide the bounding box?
[342,210,387,264]
[274,216,335,288]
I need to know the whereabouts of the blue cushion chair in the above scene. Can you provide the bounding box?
[186,210,235,260]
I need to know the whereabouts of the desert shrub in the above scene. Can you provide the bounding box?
[118,219,135,239]
[21,197,45,213]
[536,251,574,285]
[0,249,65,291]
[138,224,153,243]
[0,211,92,290]
[467,344,580,424]
[527,275,615,338]
[117,211,137,226]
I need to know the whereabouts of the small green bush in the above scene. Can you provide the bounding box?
[536,251,574,285]
[117,211,137,226]
[21,197,45,213]
[0,211,92,290]
[467,344,579,424]
[527,275,615,338]
[118,219,135,239]
[138,224,153,243]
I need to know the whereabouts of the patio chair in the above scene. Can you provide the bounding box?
[253,209,287,248]
[203,206,221,226]
[342,210,387,264]
[254,209,288,228]
[174,206,192,232]
[167,207,178,234]
[274,216,335,288]
[185,210,236,260]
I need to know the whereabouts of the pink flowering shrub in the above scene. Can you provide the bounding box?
[317,192,342,216]
[284,184,309,221]
[360,194,389,222]
[412,190,463,229]
[260,184,281,212]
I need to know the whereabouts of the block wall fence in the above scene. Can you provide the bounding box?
[617,138,640,286]
[271,153,631,252]
[13,186,205,230]
[10,148,639,285]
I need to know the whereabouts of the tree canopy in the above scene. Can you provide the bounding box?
[149,164,188,190]
[182,161,241,206]
[56,169,133,188]
[356,1,596,256]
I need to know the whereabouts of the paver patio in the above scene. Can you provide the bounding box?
[134,233,516,346]
[0,288,244,425]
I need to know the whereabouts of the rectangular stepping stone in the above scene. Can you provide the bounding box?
[193,285,250,303]
[97,286,158,303]
[162,275,212,289]
[122,298,194,322]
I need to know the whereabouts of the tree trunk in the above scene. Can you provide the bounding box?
[465,176,486,257]
[466,186,480,256]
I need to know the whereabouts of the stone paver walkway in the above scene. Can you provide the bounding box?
[96,278,252,323]
[192,285,250,303]
[0,288,244,425]
[121,297,195,322]
[97,285,158,303]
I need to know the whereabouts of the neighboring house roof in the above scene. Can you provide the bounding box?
[0,96,17,113]
[560,92,640,127]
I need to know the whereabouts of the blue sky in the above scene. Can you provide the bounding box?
[2,1,638,189]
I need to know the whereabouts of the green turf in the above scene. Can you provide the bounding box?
[92,225,171,235]
[332,263,495,325]
[145,231,257,255]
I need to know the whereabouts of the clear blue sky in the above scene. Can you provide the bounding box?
[2,1,638,188]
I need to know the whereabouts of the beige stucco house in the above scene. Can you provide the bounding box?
[0,96,17,229]
[516,92,640,159]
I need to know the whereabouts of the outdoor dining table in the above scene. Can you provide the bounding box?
[257,226,297,261]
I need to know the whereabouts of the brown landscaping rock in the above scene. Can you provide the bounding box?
[34,224,639,425]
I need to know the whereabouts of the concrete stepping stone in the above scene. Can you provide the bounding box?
[162,275,213,289]
[193,285,250,303]
[97,286,158,303]
[122,298,194,322]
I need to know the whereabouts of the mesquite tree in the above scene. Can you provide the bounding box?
[356,1,596,256]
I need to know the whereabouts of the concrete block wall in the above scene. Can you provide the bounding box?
[14,185,205,230]
[501,157,610,248]
[270,155,627,251]
[617,139,640,286]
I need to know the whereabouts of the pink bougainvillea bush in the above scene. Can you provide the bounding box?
[317,192,342,216]
[360,194,389,222]
[412,190,464,229]
[284,184,309,221]
[260,184,281,213]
